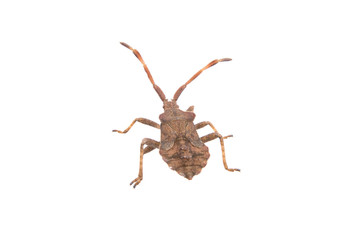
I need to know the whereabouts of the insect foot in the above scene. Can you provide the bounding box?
[226,168,241,172]
[112,129,125,134]
[130,176,143,188]
[223,135,233,139]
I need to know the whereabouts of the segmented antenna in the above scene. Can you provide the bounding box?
[173,58,232,101]
[120,42,166,101]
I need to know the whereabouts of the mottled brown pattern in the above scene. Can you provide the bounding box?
[160,136,210,180]
[159,108,210,180]
[113,42,240,188]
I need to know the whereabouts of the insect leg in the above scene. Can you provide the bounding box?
[198,122,240,172]
[195,121,219,132]
[113,118,160,134]
[201,133,233,142]
[130,138,160,188]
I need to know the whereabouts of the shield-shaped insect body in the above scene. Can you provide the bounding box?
[113,42,240,188]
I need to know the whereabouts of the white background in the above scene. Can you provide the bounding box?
[1,0,359,239]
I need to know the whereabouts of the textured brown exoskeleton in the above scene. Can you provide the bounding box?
[113,42,240,188]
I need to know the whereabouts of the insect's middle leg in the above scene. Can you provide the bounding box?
[197,121,240,172]
[113,118,160,134]
[130,138,159,188]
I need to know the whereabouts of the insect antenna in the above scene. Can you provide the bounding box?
[173,58,232,101]
[120,42,166,101]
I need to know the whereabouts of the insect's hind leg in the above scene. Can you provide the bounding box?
[195,121,220,132]
[198,122,240,172]
[201,133,233,142]
[130,138,159,188]
[113,118,160,134]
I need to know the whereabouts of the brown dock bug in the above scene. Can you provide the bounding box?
[113,42,240,188]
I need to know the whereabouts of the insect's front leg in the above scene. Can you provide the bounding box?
[130,138,160,188]
[196,121,240,172]
[113,118,160,134]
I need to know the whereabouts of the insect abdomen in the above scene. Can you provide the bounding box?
[159,136,210,180]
